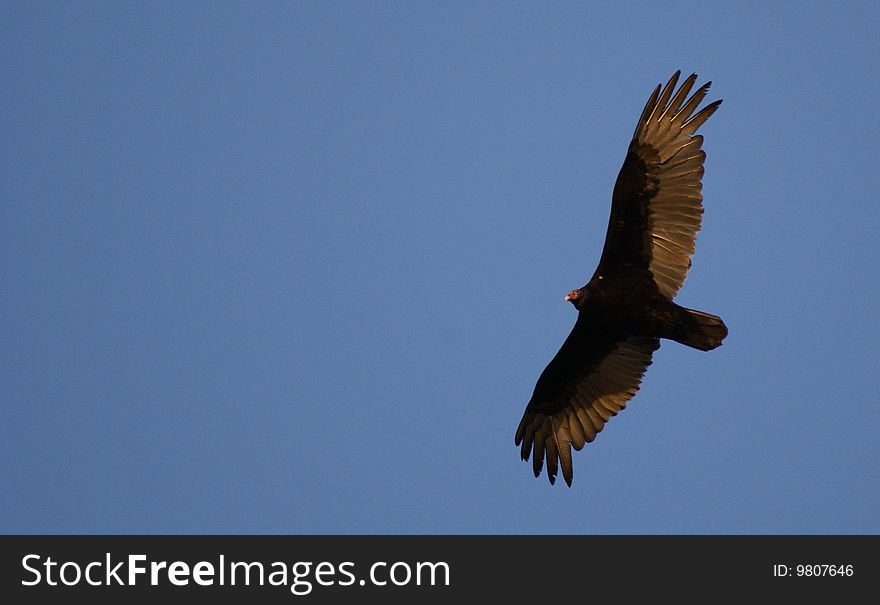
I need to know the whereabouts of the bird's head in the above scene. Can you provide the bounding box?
[564,288,586,309]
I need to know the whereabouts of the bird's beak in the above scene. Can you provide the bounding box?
[564,293,573,302]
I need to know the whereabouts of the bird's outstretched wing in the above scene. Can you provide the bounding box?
[596,71,721,299]
[515,314,660,486]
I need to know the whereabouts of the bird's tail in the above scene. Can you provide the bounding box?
[671,307,728,351]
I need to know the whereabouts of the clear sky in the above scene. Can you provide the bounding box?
[2,1,878,534]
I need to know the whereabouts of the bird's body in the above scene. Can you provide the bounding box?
[515,71,728,486]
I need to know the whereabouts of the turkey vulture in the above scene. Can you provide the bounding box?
[515,71,728,486]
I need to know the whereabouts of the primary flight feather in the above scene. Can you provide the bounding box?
[515,71,728,487]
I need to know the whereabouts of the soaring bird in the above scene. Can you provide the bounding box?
[515,71,728,486]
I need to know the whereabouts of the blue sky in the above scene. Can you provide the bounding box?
[2,1,878,534]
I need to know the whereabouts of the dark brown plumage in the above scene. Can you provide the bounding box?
[515,71,728,487]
